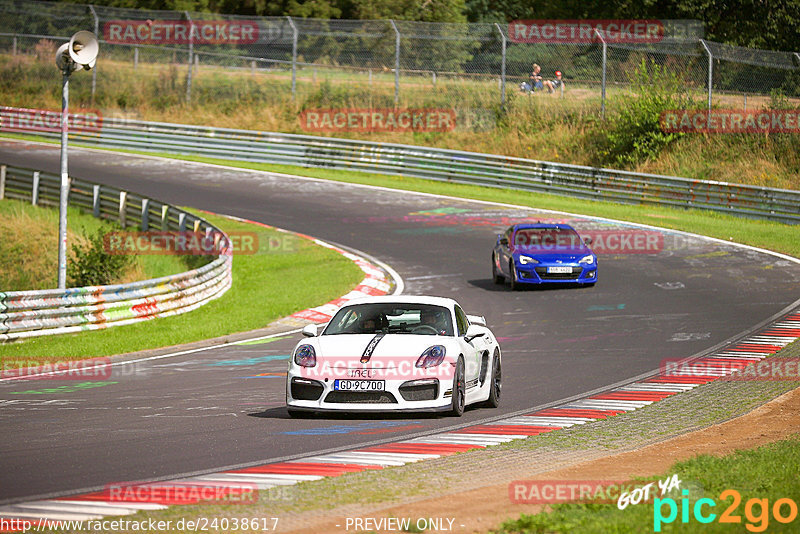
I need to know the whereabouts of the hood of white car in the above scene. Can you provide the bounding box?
[315,333,451,367]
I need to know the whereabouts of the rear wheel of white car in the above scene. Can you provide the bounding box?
[492,254,505,284]
[484,349,501,408]
[450,358,465,417]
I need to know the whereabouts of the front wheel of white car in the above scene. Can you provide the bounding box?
[449,358,465,417]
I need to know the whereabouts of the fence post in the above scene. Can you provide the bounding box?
[134,46,139,69]
[594,29,607,118]
[286,16,298,101]
[185,11,194,104]
[119,191,127,228]
[141,198,150,231]
[389,20,400,106]
[12,35,17,55]
[32,171,40,206]
[89,5,99,101]
[0,165,5,200]
[92,184,100,217]
[700,39,713,112]
[794,52,800,66]
[494,23,507,107]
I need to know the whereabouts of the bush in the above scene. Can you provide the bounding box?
[67,226,134,287]
[592,59,694,168]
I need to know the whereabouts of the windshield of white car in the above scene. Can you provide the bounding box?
[322,303,454,336]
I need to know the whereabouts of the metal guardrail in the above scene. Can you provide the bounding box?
[0,162,232,342]
[1,107,799,224]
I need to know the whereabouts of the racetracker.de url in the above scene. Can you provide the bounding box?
[1,517,280,532]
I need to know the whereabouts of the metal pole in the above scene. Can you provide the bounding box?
[286,16,298,101]
[700,39,713,111]
[595,29,607,119]
[495,23,506,107]
[389,20,400,106]
[134,46,138,69]
[89,6,98,101]
[12,35,17,55]
[185,11,194,104]
[58,70,70,289]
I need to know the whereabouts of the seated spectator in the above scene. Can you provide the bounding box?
[543,70,564,94]
[520,63,544,93]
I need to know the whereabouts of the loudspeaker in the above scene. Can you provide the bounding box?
[55,42,72,71]
[69,31,99,70]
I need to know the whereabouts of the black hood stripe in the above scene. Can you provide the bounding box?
[360,333,386,363]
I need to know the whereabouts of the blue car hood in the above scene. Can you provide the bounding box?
[513,245,591,262]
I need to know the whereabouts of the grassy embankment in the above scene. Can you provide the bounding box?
[1,48,799,190]
[497,435,800,533]
[0,207,364,360]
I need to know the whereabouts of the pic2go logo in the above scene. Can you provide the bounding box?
[654,489,798,532]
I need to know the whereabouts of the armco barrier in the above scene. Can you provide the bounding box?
[1,107,797,224]
[0,163,232,342]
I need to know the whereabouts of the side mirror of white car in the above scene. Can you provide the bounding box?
[301,324,318,337]
[464,324,486,343]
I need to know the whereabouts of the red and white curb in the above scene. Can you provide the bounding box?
[2,311,797,528]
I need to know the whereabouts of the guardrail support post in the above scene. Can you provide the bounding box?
[286,16,298,101]
[700,39,713,111]
[594,29,607,119]
[32,171,40,206]
[119,191,127,228]
[92,185,100,217]
[389,20,400,106]
[0,165,6,200]
[178,212,186,232]
[162,205,170,230]
[141,198,150,231]
[193,219,201,232]
[495,23,507,107]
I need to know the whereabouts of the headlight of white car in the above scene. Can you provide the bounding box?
[294,344,317,367]
[416,345,446,368]
[579,255,595,265]
[519,255,539,265]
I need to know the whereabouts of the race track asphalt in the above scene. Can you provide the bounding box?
[2,140,799,502]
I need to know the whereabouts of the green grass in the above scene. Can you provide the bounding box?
[495,434,800,533]
[0,211,364,360]
[0,198,188,290]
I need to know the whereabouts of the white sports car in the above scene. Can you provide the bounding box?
[286,295,502,417]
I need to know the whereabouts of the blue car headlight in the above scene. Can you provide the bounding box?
[294,344,317,367]
[416,345,446,368]
[579,255,595,265]
[519,255,539,265]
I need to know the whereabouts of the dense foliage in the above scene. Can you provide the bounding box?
[56,0,800,52]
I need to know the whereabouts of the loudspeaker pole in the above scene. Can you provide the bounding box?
[58,65,71,288]
[55,31,98,289]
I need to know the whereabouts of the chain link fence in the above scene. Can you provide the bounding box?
[1,0,799,122]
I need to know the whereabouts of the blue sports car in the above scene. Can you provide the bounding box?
[492,223,597,289]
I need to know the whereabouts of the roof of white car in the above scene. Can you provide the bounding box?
[342,295,458,308]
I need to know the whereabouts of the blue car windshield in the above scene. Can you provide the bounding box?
[323,303,454,336]
[513,227,584,251]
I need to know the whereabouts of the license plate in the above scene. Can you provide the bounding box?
[334,380,385,391]
[547,266,572,274]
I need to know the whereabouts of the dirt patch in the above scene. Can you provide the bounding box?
[284,385,800,533]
